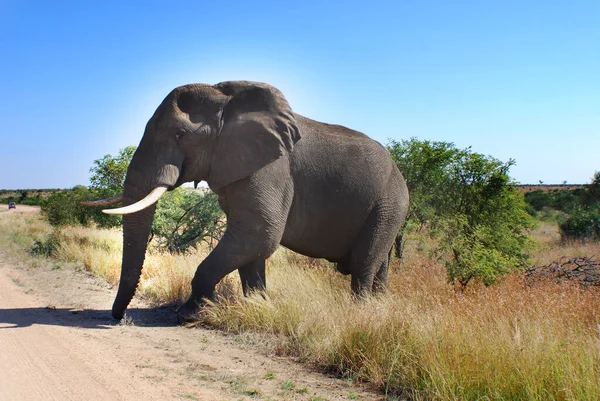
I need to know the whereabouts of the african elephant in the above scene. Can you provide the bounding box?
[88,81,409,322]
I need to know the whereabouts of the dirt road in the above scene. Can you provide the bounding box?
[0,207,380,400]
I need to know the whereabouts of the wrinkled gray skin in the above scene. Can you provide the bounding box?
[114,81,409,322]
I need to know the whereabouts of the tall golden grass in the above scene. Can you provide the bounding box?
[1,211,599,400]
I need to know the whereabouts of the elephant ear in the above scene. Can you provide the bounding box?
[208,81,301,190]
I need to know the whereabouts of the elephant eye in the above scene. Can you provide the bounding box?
[175,130,185,140]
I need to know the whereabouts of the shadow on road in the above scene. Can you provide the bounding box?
[0,306,179,329]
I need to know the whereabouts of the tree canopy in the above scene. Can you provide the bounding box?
[89,146,136,192]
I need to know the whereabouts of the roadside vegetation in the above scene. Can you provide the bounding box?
[1,144,598,400]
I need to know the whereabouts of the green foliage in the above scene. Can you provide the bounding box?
[522,172,600,241]
[523,190,554,212]
[40,186,122,228]
[559,205,600,241]
[582,171,600,206]
[41,187,89,226]
[558,174,600,241]
[42,146,226,253]
[89,146,136,191]
[388,139,457,228]
[553,188,586,212]
[41,146,136,229]
[523,173,600,217]
[151,188,225,253]
[388,138,535,286]
[86,146,136,228]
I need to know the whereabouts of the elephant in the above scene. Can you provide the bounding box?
[86,81,409,322]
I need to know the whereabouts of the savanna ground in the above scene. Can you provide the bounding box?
[1,205,599,400]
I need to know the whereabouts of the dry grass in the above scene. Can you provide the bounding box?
[2,211,599,400]
[0,211,52,258]
[138,247,208,306]
[47,226,211,306]
[206,248,600,400]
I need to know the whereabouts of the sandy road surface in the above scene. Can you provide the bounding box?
[0,268,174,400]
[0,207,381,400]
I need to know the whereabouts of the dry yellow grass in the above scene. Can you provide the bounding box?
[0,210,52,258]
[206,248,600,400]
[2,211,599,400]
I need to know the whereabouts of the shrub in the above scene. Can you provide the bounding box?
[41,186,122,228]
[560,205,600,241]
[151,188,225,253]
[524,190,554,212]
[557,173,600,241]
[388,138,535,286]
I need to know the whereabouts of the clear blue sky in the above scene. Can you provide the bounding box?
[1,1,598,189]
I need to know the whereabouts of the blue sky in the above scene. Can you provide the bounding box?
[1,1,598,189]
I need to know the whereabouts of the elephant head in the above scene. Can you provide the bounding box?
[93,81,301,319]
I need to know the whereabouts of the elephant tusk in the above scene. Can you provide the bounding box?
[103,187,168,215]
[80,194,123,207]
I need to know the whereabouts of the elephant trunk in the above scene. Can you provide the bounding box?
[111,203,156,319]
[111,160,174,318]
[110,126,183,319]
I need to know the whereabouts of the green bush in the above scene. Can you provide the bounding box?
[554,172,600,241]
[41,186,122,228]
[524,190,553,212]
[559,205,600,241]
[41,190,85,226]
[388,138,535,286]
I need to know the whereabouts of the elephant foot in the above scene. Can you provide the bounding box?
[176,299,206,324]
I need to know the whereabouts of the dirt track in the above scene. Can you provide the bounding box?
[0,207,380,400]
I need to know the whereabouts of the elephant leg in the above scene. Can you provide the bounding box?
[178,167,293,322]
[177,228,278,322]
[238,259,266,296]
[349,202,400,298]
[372,247,393,294]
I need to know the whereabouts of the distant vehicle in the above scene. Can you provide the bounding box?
[8,202,16,210]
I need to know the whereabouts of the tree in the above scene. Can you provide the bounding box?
[388,139,457,230]
[83,146,137,228]
[89,146,136,192]
[388,138,535,286]
[41,146,136,228]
